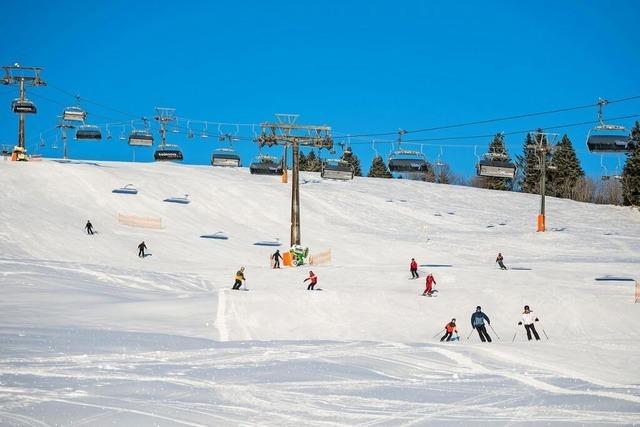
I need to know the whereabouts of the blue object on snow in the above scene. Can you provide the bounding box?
[112,184,138,195]
[200,232,229,240]
[163,194,190,204]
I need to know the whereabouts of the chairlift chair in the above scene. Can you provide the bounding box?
[75,125,102,140]
[321,159,354,180]
[211,148,241,167]
[154,144,183,161]
[128,130,154,147]
[388,150,428,179]
[476,153,517,179]
[586,98,632,153]
[12,98,37,114]
[62,106,87,122]
[249,155,283,175]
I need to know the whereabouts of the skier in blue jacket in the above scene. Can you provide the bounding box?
[471,306,492,342]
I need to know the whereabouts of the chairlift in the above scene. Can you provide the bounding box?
[586,98,632,153]
[201,123,209,139]
[476,153,516,179]
[119,126,126,141]
[321,158,354,180]
[62,106,87,122]
[154,144,183,161]
[128,129,154,146]
[12,98,37,114]
[249,154,283,175]
[211,148,241,167]
[187,121,194,139]
[75,125,102,140]
[38,133,45,148]
[112,184,138,195]
[105,124,112,140]
[388,150,428,178]
[163,194,190,204]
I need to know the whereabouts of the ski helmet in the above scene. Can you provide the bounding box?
[451,318,456,322]
[476,306,481,310]
[524,305,530,310]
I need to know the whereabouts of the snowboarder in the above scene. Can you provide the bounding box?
[410,258,419,279]
[471,306,492,342]
[496,253,507,270]
[440,318,458,342]
[137,241,147,258]
[85,220,94,235]
[423,273,437,296]
[232,267,246,290]
[518,305,541,341]
[272,249,283,269]
[304,270,318,290]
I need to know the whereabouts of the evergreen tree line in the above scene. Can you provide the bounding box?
[292,122,640,207]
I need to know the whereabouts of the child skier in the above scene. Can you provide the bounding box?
[496,253,507,270]
[423,273,437,296]
[440,318,458,342]
[518,305,541,341]
[232,267,246,290]
[410,258,419,279]
[304,271,318,290]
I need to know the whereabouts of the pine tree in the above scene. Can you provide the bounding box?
[340,149,362,176]
[621,121,640,206]
[516,130,551,194]
[547,134,585,199]
[304,150,322,172]
[367,155,392,178]
[298,151,308,171]
[481,133,514,191]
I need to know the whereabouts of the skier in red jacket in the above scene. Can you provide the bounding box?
[304,271,318,290]
[410,258,419,279]
[423,273,437,296]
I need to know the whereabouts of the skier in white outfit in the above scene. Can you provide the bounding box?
[518,305,540,341]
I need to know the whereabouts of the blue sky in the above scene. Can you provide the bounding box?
[1,0,639,178]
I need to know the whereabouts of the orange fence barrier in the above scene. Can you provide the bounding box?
[536,214,545,232]
[282,251,293,267]
[635,281,639,304]
[117,214,163,229]
[310,250,332,266]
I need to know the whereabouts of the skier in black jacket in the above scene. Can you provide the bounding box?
[138,241,147,258]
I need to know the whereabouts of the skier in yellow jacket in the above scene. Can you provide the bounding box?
[232,267,246,290]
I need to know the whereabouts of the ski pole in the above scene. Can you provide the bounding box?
[536,320,549,339]
[466,329,474,340]
[488,323,501,340]
[512,324,521,342]
[432,328,445,338]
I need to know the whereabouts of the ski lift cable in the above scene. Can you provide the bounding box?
[333,95,640,138]
[47,83,141,119]
[340,113,640,147]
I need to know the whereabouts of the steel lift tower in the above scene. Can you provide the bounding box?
[1,64,46,155]
[258,114,333,246]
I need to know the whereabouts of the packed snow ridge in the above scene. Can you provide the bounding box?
[1,160,639,426]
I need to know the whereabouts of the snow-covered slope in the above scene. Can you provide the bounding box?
[1,159,639,425]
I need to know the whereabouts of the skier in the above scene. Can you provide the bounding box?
[440,318,458,342]
[410,258,419,279]
[137,241,147,258]
[471,306,492,342]
[496,253,507,270]
[272,249,283,269]
[518,305,541,341]
[85,220,94,235]
[304,270,318,290]
[422,273,437,296]
[232,266,246,290]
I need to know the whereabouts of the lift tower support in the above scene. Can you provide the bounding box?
[258,114,333,246]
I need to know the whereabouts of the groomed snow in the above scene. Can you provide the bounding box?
[1,159,639,426]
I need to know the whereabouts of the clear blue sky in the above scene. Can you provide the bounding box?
[1,0,639,178]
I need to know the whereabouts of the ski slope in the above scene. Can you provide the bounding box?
[1,159,639,426]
